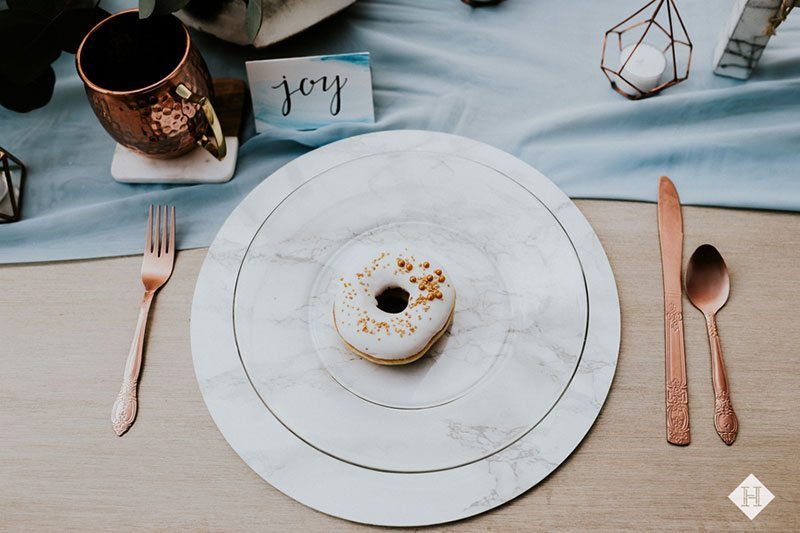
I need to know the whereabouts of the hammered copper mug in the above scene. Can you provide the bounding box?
[76,9,226,160]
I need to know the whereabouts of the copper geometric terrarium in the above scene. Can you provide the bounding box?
[601,0,692,100]
[0,146,26,223]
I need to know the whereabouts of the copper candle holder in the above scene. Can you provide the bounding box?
[601,0,692,100]
[0,146,25,223]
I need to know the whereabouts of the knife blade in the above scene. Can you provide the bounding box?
[657,176,691,446]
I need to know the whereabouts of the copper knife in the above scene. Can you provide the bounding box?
[657,176,691,446]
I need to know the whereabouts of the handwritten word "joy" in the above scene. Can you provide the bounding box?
[271,75,348,117]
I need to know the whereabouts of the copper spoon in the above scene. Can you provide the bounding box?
[685,244,738,445]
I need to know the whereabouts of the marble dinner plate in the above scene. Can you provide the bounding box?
[191,130,620,526]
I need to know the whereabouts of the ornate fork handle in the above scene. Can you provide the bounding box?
[111,290,155,436]
[706,314,738,445]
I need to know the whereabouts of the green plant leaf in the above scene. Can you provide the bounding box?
[0,8,48,37]
[7,0,64,18]
[246,0,263,43]
[53,7,109,53]
[0,65,56,112]
[139,0,157,18]
[0,10,61,84]
[139,0,192,18]
[7,0,96,18]
[0,0,97,112]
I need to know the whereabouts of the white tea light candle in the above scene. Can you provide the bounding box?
[619,43,667,93]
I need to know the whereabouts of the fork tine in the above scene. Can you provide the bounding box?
[161,205,168,257]
[145,205,153,254]
[153,205,161,257]
[168,205,176,255]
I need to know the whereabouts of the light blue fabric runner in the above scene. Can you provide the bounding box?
[1,0,799,263]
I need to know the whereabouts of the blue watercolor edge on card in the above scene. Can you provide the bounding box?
[318,52,371,68]
[246,52,374,132]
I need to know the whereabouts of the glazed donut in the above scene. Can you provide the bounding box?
[333,250,456,365]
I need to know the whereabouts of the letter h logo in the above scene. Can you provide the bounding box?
[740,485,760,507]
[729,474,774,520]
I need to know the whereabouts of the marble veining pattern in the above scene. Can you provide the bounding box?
[191,130,620,526]
[233,154,587,472]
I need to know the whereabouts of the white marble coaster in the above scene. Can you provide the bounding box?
[110,137,238,184]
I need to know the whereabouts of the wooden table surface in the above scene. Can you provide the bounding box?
[2,200,798,531]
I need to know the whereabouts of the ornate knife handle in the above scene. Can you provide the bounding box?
[666,379,691,445]
[664,300,690,446]
[111,290,154,436]
[707,315,738,445]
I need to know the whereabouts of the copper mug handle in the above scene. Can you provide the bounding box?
[175,83,227,161]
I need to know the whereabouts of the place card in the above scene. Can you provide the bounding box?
[246,52,374,132]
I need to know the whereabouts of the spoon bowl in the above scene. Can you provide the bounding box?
[686,244,730,315]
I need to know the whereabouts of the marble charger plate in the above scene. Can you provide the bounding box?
[191,130,620,526]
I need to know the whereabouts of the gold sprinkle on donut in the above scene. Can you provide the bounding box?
[422,261,430,268]
[435,290,443,299]
[405,263,413,271]
[409,276,417,283]
[397,259,405,267]
[438,275,446,282]
[427,293,435,300]
[434,269,442,275]
[426,274,434,282]
[418,282,426,290]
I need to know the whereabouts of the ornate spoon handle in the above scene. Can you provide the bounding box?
[111,290,154,436]
[706,314,738,445]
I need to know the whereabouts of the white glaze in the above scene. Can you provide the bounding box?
[333,248,455,361]
[191,131,621,526]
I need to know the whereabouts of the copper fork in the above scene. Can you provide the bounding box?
[111,205,176,436]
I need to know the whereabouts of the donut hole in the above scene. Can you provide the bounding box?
[375,286,410,314]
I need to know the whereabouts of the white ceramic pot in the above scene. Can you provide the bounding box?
[177,0,357,48]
